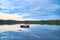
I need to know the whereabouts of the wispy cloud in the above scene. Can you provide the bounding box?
[29,7,40,12]
[39,15,60,20]
[0,12,35,20]
[0,0,60,20]
[45,4,60,11]
[0,12,22,20]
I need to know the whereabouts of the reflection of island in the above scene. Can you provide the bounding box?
[0,19,60,25]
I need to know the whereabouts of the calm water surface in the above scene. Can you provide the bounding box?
[0,24,60,40]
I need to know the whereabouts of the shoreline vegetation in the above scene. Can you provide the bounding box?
[0,19,60,25]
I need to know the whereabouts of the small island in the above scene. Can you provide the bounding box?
[20,24,29,28]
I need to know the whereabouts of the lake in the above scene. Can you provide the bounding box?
[0,24,60,40]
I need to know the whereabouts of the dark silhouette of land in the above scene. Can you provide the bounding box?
[0,19,60,25]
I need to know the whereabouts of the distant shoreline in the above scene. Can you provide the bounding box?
[0,20,60,25]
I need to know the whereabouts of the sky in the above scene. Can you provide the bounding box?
[0,0,60,20]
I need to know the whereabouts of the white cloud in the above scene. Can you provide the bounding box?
[0,12,22,20]
[0,0,11,9]
[0,0,60,20]
[20,13,31,17]
[29,7,40,12]
[45,4,60,11]
[0,12,36,21]
[40,15,60,20]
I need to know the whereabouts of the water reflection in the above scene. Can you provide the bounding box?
[0,24,60,40]
[0,24,20,32]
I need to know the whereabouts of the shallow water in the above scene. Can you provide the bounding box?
[0,24,60,40]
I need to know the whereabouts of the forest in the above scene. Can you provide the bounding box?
[0,19,60,25]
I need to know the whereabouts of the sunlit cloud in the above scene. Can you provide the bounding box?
[0,12,22,20]
[0,12,36,21]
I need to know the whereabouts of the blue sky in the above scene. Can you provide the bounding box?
[0,0,60,20]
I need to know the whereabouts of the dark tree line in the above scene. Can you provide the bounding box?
[0,19,20,25]
[0,19,60,25]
